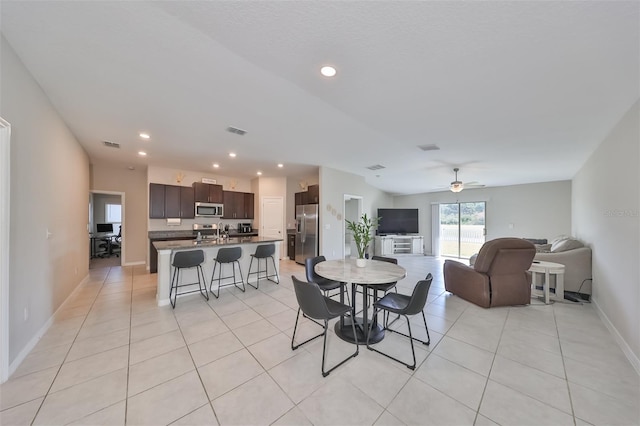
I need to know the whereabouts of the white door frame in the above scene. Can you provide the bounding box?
[260,196,285,258]
[90,190,125,264]
[1,118,11,383]
[342,194,363,259]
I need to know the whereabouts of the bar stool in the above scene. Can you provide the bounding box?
[246,244,279,289]
[170,250,209,308]
[210,247,245,298]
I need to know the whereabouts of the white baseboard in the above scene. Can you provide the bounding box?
[122,261,145,267]
[592,297,640,375]
[7,273,91,378]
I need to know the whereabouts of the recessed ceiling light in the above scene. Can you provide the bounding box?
[277,163,284,168]
[138,151,147,156]
[229,152,236,158]
[320,66,336,77]
[257,171,262,176]
[139,133,150,139]
[213,163,220,168]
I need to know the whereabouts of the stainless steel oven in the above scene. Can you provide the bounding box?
[195,202,223,217]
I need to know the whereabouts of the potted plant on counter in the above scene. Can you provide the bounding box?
[346,213,380,267]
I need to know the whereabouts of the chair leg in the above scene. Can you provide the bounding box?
[367,310,421,370]
[247,256,259,289]
[170,267,179,308]
[268,256,280,284]
[197,265,209,301]
[321,317,359,377]
[291,308,325,350]
[209,261,220,298]
[234,260,246,292]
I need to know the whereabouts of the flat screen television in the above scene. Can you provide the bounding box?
[377,208,419,235]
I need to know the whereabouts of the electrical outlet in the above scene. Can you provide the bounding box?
[23,307,28,321]
[74,266,78,275]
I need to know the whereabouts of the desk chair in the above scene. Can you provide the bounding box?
[366,274,432,370]
[291,275,358,377]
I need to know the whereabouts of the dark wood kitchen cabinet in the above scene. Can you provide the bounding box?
[307,184,319,204]
[193,182,223,203]
[149,184,194,219]
[223,191,254,219]
[149,183,166,218]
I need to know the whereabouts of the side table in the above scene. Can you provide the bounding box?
[529,260,565,304]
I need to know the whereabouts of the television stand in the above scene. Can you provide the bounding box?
[374,235,424,256]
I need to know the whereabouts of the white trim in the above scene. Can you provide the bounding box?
[122,261,145,267]
[260,196,285,258]
[592,297,640,375]
[342,194,363,259]
[7,273,90,378]
[0,117,11,383]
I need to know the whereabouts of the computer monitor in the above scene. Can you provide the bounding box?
[96,223,113,233]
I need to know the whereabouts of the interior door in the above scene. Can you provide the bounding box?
[261,196,284,258]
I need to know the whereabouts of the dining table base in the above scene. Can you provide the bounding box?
[334,317,385,345]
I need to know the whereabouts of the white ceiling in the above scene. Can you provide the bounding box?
[2,1,638,195]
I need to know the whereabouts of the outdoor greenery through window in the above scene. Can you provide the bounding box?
[439,202,485,258]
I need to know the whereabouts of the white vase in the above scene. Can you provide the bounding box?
[356,258,367,267]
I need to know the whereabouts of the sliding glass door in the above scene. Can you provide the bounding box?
[439,202,486,258]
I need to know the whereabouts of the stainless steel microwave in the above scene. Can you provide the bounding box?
[195,202,224,217]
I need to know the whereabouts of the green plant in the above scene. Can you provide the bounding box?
[345,213,380,259]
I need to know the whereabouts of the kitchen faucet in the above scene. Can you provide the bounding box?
[218,222,224,238]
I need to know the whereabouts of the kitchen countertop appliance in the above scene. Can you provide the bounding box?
[238,223,252,234]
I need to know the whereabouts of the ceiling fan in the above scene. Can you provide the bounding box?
[449,168,484,192]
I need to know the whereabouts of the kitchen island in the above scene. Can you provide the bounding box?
[153,236,282,306]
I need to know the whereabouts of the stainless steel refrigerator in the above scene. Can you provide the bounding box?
[295,204,319,264]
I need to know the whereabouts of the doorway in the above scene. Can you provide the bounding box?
[343,195,362,259]
[438,202,486,259]
[261,196,284,258]
[89,191,124,269]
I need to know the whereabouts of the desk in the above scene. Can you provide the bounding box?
[315,259,406,345]
[529,261,565,304]
[90,233,115,258]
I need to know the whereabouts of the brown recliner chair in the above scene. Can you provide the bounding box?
[444,238,536,308]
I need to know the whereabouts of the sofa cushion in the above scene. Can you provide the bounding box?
[551,238,584,252]
[535,243,552,253]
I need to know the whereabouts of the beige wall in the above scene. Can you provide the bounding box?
[91,163,147,265]
[572,100,640,369]
[319,167,394,259]
[1,35,90,364]
[394,181,572,255]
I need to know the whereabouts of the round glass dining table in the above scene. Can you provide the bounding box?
[315,258,407,344]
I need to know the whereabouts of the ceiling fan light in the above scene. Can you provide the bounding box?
[450,181,464,193]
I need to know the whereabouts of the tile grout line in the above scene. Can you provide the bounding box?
[553,303,578,425]
[28,269,112,425]
[123,266,135,425]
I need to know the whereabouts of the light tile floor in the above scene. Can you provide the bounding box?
[1,257,639,425]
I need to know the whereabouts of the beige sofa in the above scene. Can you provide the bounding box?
[533,236,592,297]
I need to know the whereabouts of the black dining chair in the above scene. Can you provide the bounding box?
[305,256,349,303]
[290,275,358,377]
[366,273,433,370]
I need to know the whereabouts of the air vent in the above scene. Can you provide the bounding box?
[417,144,440,151]
[102,140,120,148]
[366,164,386,171]
[226,126,247,136]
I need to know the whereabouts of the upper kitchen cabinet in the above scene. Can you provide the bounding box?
[223,191,254,219]
[193,182,223,203]
[149,184,194,219]
[307,184,319,204]
[149,183,166,218]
